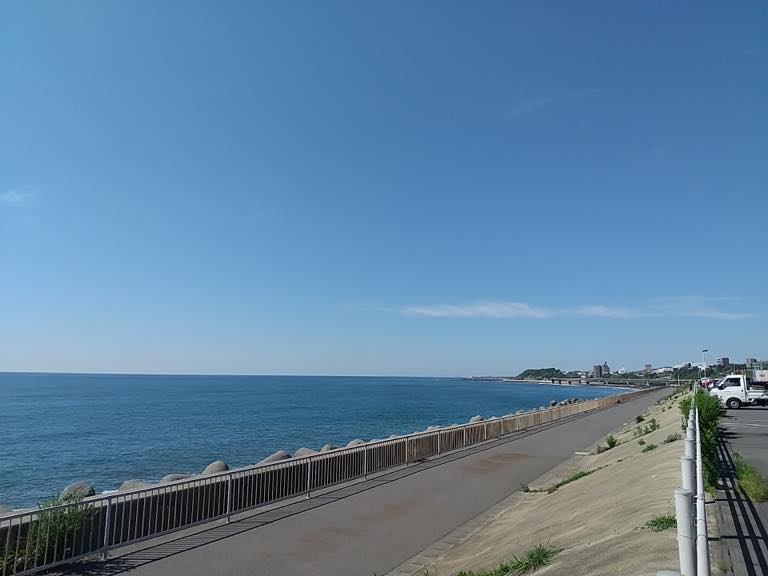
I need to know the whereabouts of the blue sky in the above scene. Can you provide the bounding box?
[1,1,767,376]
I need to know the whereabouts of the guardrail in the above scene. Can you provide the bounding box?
[674,397,711,576]
[0,387,655,576]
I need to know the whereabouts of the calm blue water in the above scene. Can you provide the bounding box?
[0,373,627,507]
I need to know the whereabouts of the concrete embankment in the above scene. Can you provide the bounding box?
[400,390,686,576]
[70,389,668,576]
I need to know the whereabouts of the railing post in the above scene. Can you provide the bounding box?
[681,455,695,494]
[306,458,312,500]
[226,474,233,523]
[101,497,112,561]
[437,431,441,455]
[364,446,368,480]
[462,426,467,449]
[484,421,488,442]
[675,488,695,576]
[405,439,410,466]
[695,405,710,576]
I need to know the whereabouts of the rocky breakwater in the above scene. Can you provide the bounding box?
[18,397,595,517]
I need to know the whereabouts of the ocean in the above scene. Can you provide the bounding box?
[0,373,628,508]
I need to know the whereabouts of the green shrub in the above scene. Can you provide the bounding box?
[680,392,723,492]
[0,495,93,573]
[638,439,646,446]
[606,434,618,449]
[635,414,645,423]
[641,444,657,453]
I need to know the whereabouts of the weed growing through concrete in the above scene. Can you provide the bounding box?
[456,543,562,575]
[644,514,676,532]
[663,432,682,444]
[633,418,660,438]
[641,443,657,453]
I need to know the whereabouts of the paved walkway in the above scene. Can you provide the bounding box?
[716,408,768,576]
[67,389,667,576]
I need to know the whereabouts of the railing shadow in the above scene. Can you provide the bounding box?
[716,430,768,576]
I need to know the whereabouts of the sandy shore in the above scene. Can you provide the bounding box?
[412,390,690,576]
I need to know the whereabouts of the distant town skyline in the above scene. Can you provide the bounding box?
[1,2,767,376]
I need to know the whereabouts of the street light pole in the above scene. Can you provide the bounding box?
[701,348,709,383]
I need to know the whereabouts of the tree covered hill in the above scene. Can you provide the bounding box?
[517,368,566,380]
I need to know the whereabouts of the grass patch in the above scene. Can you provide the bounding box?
[457,544,562,575]
[641,443,658,453]
[733,453,768,502]
[645,513,676,532]
[663,432,682,444]
[638,439,646,445]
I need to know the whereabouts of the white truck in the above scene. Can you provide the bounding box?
[709,371,768,409]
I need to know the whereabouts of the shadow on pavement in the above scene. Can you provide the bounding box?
[716,431,768,576]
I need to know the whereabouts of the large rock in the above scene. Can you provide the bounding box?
[346,439,366,448]
[468,415,484,423]
[425,425,442,432]
[201,460,229,475]
[0,504,12,515]
[60,481,95,501]
[119,479,152,491]
[320,443,340,452]
[258,450,292,464]
[293,447,318,458]
[549,400,558,407]
[161,473,191,483]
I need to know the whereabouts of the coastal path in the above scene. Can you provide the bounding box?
[64,388,668,576]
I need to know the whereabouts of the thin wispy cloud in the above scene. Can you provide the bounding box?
[507,88,599,118]
[650,296,752,320]
[402,296,752,321]
[0,184,38,206]
[403,301,554,319]
[573,305,641,319]
[509,95,557,118]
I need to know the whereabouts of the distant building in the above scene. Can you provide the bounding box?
[717,357,730,367]
[654,367,674,374]
[592,364,603,378]
[747,357,758,367]
[602,362,611,376]
[644,363,653,372]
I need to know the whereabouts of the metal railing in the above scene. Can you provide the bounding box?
[674,397,711,576]
[0,387,654,576]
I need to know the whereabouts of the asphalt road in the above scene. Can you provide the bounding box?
[73,389,668,576]
[717,406,768,576]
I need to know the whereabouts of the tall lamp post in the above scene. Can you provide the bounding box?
[701,349,709,384]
